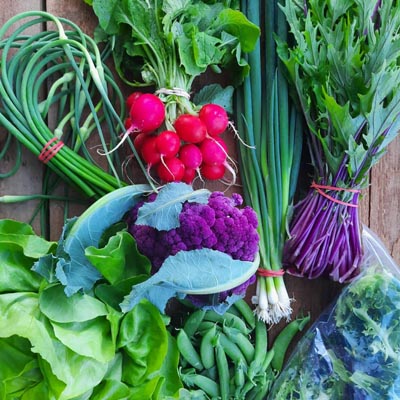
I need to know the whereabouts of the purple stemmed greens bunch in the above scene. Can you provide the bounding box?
[277,0,400,282]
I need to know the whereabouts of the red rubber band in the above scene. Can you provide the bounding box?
[311,181,360,208]
[257,268,285,277]
[39,138,64,164]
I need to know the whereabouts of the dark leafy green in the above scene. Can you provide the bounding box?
[87,0,259,123]
[268,265,400,399]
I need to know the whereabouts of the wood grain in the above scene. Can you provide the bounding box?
[369,136,400,264]
[0,1,44,233]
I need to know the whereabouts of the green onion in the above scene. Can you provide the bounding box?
[236,0,303,323]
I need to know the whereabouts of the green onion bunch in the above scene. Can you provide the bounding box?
[0,11,150,201]
[235,1,303,323]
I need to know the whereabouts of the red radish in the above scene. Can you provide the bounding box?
[182,167,196,184]
[156,130,181,158]
[126,91,143,110]
[199,103,229,136]
[124,117,132,130]
[129,93,165,134]
[157,157,185,182]
[179,143,203,169]
[201,163,226,180]
[140,135,161,166]
[174,114,207,143]
[133,132,147,152]
[199,137,228,165]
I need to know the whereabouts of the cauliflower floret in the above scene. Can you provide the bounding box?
[126,190,259,271]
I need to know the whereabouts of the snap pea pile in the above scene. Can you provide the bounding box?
[175,299,310,399]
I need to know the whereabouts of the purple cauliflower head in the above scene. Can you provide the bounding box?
[125,190,259,305]
[126,191,259,269]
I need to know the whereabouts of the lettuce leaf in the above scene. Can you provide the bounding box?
[0,219,55,293]
[0,216,180,398]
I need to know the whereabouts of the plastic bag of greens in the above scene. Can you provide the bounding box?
[268,226,400,399]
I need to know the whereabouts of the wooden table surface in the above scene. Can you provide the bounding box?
[1,0,399,345]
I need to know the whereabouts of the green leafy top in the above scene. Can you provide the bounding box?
[277,0,400,186]
[88,0,259,119]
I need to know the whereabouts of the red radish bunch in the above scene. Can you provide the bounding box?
[124,93,232,184]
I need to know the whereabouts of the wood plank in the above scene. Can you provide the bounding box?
[0,1,44,234]
[369,136,400,264]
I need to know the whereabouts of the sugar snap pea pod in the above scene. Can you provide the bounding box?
[261,348,275,372]
[183,308,207,338]
[222,325,255,364]
[247,318,268,380]
[203,310,250,335]
[181,371,220,398]
[234,358,247,393]
[200,324,218,369]
[270,314,310,372]
[225,304,242,318]
[203,365,218,381]
[231,298,256,329]
[219,332,247,365]
[177,329,204,370]
[246,371,271,400]
[215,340,231,400]
[198,320,222,335]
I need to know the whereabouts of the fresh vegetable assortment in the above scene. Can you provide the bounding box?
[277,0,400,282]
[84,0,260,184]
[0,0,400,399]
[0,211,309,400]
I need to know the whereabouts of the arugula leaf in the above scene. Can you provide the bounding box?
[269,265,400,398]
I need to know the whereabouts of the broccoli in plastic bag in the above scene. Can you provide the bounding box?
[268,227,400,399]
